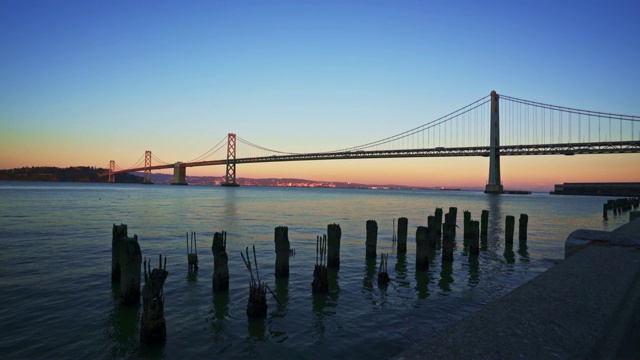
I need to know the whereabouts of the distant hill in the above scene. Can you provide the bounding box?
[0,166,142,183]
[1,166,443,190]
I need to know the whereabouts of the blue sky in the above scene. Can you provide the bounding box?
[1,1,639,188]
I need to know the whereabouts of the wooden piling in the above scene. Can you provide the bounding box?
[416,226,429,270]
[397,217,408,254]
[442,222,454,262]
[212,231,229,291]
[519,214,528,242]
[448,207,458,227]
[463,210,471,240]
[111,223,127,283]
[141,255,168,345]
[112,224,142,305]
[187,231,198,273]
[469,220,480,255]
[241,246,269,318]
[377,253,390,285]
[327,223,341,268]
[366,220,378,259]
[427,215,438,248]
[434,207,443,240]
[312,234,329,293]
[505,215,515,245]
[480,210,489,238]
[274,226,290,277]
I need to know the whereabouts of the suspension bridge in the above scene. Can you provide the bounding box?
[107,91,640,194]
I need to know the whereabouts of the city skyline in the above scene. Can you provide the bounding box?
[1,1,639,191]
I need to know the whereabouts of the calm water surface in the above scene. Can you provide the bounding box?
[0,182,629,359]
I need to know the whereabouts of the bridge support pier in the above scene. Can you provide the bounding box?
[485,90,505,194]
[171,162,187,185]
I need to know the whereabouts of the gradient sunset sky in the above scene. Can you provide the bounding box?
[1,1,639,190]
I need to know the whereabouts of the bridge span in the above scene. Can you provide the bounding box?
[108,91,640,193]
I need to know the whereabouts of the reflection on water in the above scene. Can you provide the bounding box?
[414,268,430,299]
[211,291,230,321]
[504,243,515,264]
[328,267,340,302]
[362,258,376,292]
[438,262,454,292]
[518,241,530,261]
[104,297,140,358]
[273,276,289,315]
[394,253,409,288]
[467,256,480,286]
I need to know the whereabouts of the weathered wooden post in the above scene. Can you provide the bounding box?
[187,231,198,274]
[427,216,438,248]
[312,235,329,293]
[442,222,454,262]
[212,231,229,291]
[463,210,471,240]
[366,220,378,259]
[603,203,608,221]
[327,223,341,268]
[397,217,408,254]
[505,215,515,245]
[378,253,390,285]
[416,226,429,270]
[469,220,480,256]
[434,207,443,240]
[448,207,458,228]
[480,210,489,238]
[141,255,168,345]
[274,226,290,277]
[519,214,528,242]
[112,224,142,305]
[111,223,127,282]
[241,246,269,318]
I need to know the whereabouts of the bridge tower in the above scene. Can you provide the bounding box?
[143,150,153,184]
[484,90,504,194]
[108,160,115,183]
[222,133,239,187]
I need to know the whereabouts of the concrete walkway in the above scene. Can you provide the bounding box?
[394,218,640,359]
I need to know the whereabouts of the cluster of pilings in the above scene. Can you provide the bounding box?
[602,197,640,220]
[111,224,169,345]
[111,209,533,329]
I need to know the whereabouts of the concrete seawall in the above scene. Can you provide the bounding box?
[394,217,640,359]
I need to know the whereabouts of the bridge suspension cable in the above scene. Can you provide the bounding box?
[151,154,172,166]
[328,95,491,152]
[500,94,639,146]
[236,136,301,155]
[186,135,228,163]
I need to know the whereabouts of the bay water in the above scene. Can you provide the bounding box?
[0,181,628,359]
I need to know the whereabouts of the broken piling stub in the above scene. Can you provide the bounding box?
[463,210,471,240]
[469,220,480,256]
[112,223,142,305]
[442,222,455,262]
[186,231,198,274]
[427,216,438,248]
[397,217,408,254]
[212,231,229,291]
[434,208,443,241]
[366,220,378,259]
[141,254,168,345]
[505,215,515,245]
[327,223,341,268]
[416,226,429,270]
[377,253,390,285]
[481,210,489,238]
[312,234,329,293]
[241,246,269,318]
[519,214,528,242]
[274,226,290,277]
